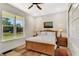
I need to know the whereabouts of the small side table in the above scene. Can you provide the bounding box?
[56,37,68,47]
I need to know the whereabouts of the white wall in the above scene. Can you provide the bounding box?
[25,14,35,37]
[34,11,68,37]
[0,3,34,53]
[68,5,79,56]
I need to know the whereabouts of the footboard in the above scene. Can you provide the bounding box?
[26,41,55,56]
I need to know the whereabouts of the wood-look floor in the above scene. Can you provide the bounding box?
[3,44,48,56]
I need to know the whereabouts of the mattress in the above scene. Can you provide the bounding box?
[26,32,56,47]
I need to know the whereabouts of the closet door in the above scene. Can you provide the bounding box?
[69,4,79,39]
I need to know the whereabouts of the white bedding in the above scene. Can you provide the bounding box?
[26,32,56,45]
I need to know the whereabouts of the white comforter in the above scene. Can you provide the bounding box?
[26,32,56,45]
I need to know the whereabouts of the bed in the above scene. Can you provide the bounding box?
[25,30,58,55]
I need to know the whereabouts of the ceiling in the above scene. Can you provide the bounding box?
[9,3,70,17]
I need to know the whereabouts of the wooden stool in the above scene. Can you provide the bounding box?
[55,46,71,56]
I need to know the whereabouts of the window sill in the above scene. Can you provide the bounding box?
[0,37,25,42]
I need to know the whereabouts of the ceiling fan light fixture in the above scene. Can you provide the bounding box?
[28,3,42,10]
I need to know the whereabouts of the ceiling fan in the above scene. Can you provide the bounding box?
[28,3,42,10]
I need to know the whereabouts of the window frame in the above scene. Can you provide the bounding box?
[15,15,25,39]
[1,10,25,41]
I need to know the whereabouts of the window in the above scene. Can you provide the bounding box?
[2,11,24,41]
[2,11,15,41]
[16,16,24,38]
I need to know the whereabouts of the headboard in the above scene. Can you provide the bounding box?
[40,29,58,39]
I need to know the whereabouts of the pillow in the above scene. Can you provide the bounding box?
[40,32,47,35]
[46,32,55,36]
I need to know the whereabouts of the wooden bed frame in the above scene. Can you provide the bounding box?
[25,29,58,56]
[26,41,55,55]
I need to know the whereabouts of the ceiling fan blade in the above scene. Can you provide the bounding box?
[36,4,42,10]
[28,4,33,9]
[33,3,42,4]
